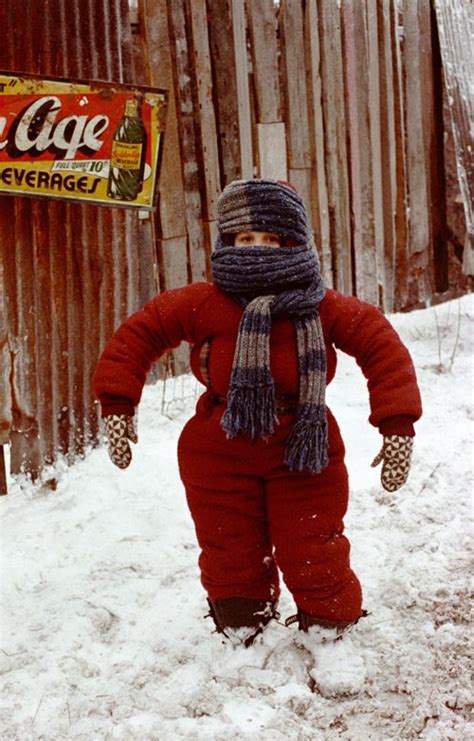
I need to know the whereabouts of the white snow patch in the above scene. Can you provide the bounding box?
[1,295,473,739]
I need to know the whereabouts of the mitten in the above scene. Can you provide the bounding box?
[371,435,413,492]
[103,414,138,469]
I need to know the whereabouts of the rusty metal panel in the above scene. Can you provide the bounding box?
[0,244,11,447]
[0,0,158,480]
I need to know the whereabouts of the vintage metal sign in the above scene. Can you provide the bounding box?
[0,72,167,209]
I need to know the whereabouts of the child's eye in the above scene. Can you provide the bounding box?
[266,235,281,245]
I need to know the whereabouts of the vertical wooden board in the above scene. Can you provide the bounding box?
[160,237,188,289]
[159,96,187,239]
[280,0,311,169]
[232,0,254,178]
[257,123,288,180]
[419,0,439,292]
[246,0,281,123]
[367,0,385,303]
[288,167,326,261]
[120,213,133,324]
[288,169,313,227]
[376,0,397,312]
[186,189,209,282]
[167,0,207,282]
[425,0,449,292]
[125,211,140,315]
[137,214,160,306]
[188,0,221,220]
[390,0,409,310]
[403,0,432,303]
[341,1,377,305]
[434,0,473,275]
[160,236,190,371]
[205,220,220,258]
[319,0,352,295]
[141,0,187,239]
[304,0,332,287]
[206,0,241,184]
[96,208,115,352]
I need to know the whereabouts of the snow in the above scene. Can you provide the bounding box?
[2,295,473,740]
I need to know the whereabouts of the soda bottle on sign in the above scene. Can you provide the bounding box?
[107,98,147,201]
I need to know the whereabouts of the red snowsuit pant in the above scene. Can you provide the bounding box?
[178,395,363,624]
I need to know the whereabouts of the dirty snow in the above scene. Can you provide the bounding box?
[1,295,473,740]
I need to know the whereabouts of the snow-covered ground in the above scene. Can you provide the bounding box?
[1,295,473,740]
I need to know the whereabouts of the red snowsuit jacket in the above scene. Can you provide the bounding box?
[92,282,422,437]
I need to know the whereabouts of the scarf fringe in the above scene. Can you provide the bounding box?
[221,385,278,440]
[284,414,329,474]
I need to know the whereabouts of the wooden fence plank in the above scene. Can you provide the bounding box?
[403,0,433,304]
[282,0,326,272]
[288,168,313,227]
[280,0,311,169]
[319,0,352,295]
[376,0,396,312]
[427,0,460,286]
[167,0,207,283]
[434,0,473,274]
[367,0,385,306]
[188,0,221,220]
[419,0,441,294]
[342,1,377,305]
[257,123,287,180]
[160,236,190,372]
[202,219,219,259]
[304,0,332,286]
[247,0,281,124]
[141,0,186,239]
[206,0,241,185]
[390,1,409,310]
[232,0,254,178]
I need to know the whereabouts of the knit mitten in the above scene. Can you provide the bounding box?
[371,435,413,492]
[103,414,138,469]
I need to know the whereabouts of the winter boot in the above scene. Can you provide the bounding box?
[206,596,278,647]
[285,608,361,638]
[286,608,368,696]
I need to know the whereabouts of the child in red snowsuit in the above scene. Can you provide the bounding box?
[93,179,422,646]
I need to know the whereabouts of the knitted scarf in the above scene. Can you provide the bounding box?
[211,179,328,474]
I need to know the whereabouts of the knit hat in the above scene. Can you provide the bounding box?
[217,178,311,245]
[211,178,328,474]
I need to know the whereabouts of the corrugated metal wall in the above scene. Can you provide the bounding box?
[0,0,158,481]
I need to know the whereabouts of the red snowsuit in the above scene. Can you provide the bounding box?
[92,282,422,624]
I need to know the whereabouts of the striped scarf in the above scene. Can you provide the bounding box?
[211,178,328,474]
